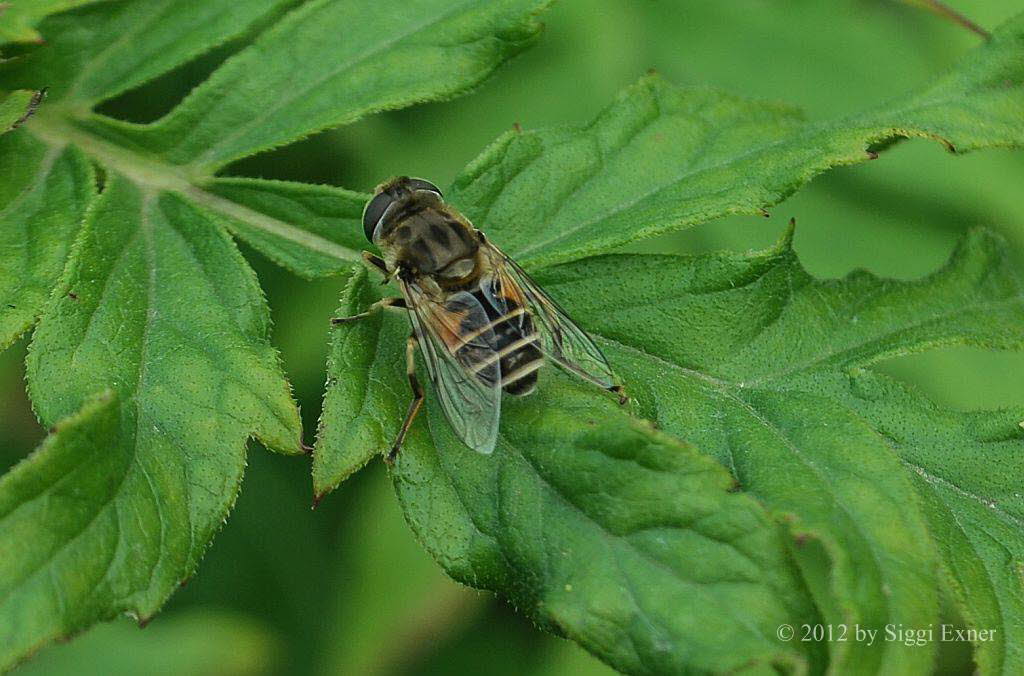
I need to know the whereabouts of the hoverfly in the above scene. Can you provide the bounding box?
[335,176,626,460]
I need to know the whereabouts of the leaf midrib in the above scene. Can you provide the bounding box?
[23,111,361,264]
[508,111,839,266]
[424,409,786,661]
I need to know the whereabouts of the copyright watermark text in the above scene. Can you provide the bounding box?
[776,624,996,647]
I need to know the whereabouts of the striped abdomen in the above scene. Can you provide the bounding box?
[458,287,543,396]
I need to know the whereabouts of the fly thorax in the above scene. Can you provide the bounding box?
[390,216,477,275]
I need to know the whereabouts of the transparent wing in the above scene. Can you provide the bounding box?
[401,281,502,454]
[479,241,616,389]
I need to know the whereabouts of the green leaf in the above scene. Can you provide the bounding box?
[4,0,1024,672]
[830,367,1024,675]
[0,391,122,669]
[314,226,1024,674]
[313,267,406,496]
[1,0,292,103]
[0,172,304,670]
[531,227,1023,674]
[306,14,1024,673]
[66,0,554,172]
[0,129,95,350]
[204,178,369,279]
[0,0,559,666]
[0,89,39,132]
[173,12,1024,277]
[318,270,826,674]
[450,13,1024,269]
[0,0,555,281]
[402,376,821,674]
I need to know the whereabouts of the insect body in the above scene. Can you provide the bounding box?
[338,176,625,459]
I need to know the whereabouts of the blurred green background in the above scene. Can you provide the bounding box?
[3,1,1023,673]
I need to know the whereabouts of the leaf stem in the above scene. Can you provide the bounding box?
[24,111,362,264]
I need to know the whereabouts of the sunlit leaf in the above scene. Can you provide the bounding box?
[3,1,1024,673]
[452,12,1024,268]
[60,0,555,172]
[234,13,1024,274]
[0,0,557,667]
[0,89,40,133]
[309,12,1024,675]
[538,227,1023,673]
[0,130,94,350]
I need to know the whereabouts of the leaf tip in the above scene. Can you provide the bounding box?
[129,610,153,629]
[635,68,667,92]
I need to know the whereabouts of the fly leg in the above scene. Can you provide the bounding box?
[330,296,406,325]
[332,253,406,323]
[362,251,389,276]
[362,251,401,285]
[387,334,424,464]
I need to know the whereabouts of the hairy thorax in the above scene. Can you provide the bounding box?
[383,208,483,290]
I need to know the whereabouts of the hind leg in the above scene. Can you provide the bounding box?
[387,334,424,463]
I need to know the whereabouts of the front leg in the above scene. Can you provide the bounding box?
[331,296,406,325]
[362,250,389,276]
[362,250,402,286]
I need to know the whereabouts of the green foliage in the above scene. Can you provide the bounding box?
[0,0,550,670]
[0,90,38,133]
[533,227,1024,674]
[0,133,93,350]
[321,226,1024,674]
[1,172,303,669]
[450,25,1024,269]
[1,1,1023,674]
[0,1,107,44]
[1,0,291,103]
[313,13,1024,675]
[77,0,555,172]
[322,268,825,673]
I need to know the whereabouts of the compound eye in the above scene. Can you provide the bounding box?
[405,178,443,197]
[362,191,394,242]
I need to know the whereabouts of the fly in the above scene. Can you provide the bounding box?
[334,176,626,459]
